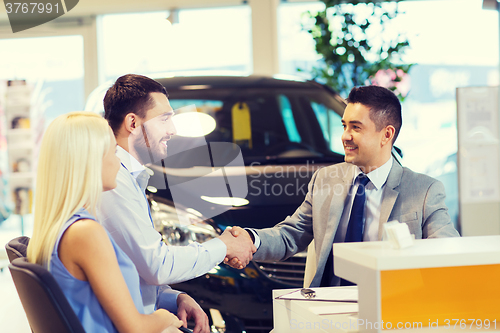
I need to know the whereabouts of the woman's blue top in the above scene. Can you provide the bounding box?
[50,208,144,332]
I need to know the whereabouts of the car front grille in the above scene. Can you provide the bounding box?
[254,252,307,287]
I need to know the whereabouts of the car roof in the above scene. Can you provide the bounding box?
[155,75,333,92]
[85,74,346,114]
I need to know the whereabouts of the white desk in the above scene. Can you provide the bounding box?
[272,236,500,333]
[334,236,500,332]
[272,287,358,333]
[272,287,500,333]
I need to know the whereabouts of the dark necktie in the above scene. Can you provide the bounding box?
[321,173,370,287]
[345,174,370,242]
[340,173,370,285]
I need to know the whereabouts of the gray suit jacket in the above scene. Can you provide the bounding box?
[252,161,460,287]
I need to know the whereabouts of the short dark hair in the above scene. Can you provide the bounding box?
[346,85,402,143]
[103,74,168,135]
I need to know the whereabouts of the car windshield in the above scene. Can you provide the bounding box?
[163,87,345,167]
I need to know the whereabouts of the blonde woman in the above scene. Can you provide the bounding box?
[27,112,183,333]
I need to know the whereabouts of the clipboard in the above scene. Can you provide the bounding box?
[274,287,358,303]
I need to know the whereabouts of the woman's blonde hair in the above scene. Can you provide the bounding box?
[27,111,112,267]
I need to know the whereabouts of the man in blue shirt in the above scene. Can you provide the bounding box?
[97,74,255,333]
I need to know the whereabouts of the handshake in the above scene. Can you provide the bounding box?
[218,226,257,269]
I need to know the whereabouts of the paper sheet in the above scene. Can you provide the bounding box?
[308,303,359,315]
[276,287,358,302]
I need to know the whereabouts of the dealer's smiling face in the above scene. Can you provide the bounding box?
[341,102,388,172]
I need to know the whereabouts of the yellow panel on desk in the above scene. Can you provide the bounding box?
[381,264,500,328]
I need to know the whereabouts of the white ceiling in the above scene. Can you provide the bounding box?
[0,0,245,25]
[0,0,448,28]
[65,0,243,17]
[59,0,426,16]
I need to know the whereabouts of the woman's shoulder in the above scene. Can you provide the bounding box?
[68,217,103,229]
[64,218,109,247]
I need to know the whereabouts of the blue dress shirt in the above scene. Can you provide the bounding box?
[97,147,226,314]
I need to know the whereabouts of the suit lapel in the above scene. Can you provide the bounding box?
[312,164,355,286]
[324,165,353,243]
[377,161,403,239]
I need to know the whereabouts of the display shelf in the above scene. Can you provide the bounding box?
[0,81,11,223]
[8,145,32,155]
[6,128,32,136]
[9,172,34,180]
[4,85,31,108]
[5,143,32,151]
[3,80,35,219]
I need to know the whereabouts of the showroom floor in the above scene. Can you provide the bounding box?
[0,214,32,332]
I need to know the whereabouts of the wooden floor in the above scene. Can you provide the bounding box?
[0,214,32,333]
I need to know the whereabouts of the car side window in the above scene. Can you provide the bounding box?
[278,95,302,143]
[311,101,344,155]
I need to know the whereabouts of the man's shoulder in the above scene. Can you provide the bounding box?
[316,162,353,178]
[322,162,352,172]
[97,165,147,228]
[101,165,139,201]
[115,164,138,187]
[399,165,441,188]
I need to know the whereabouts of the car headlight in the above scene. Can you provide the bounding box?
[150,199,219,246]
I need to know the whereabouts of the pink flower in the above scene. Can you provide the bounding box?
[394,72,410,97]
[369,69,410,98]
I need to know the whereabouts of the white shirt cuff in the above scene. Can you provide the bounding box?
[246,228,261,249]
[156,288,184,313]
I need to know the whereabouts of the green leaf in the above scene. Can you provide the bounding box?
[307,0,413,101]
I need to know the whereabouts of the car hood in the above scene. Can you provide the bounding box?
[147,161,329,228]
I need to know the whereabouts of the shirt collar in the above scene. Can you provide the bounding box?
[116,146,145,179]
[355,156,393,190]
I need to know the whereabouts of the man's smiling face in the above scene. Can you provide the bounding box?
[133,92,177,163]
[341,102,388,172]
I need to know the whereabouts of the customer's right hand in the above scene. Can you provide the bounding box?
[218,226,257,269]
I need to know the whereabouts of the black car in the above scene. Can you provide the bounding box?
[86,75,347,333]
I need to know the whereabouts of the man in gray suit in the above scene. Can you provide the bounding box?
[230,85,459,287]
